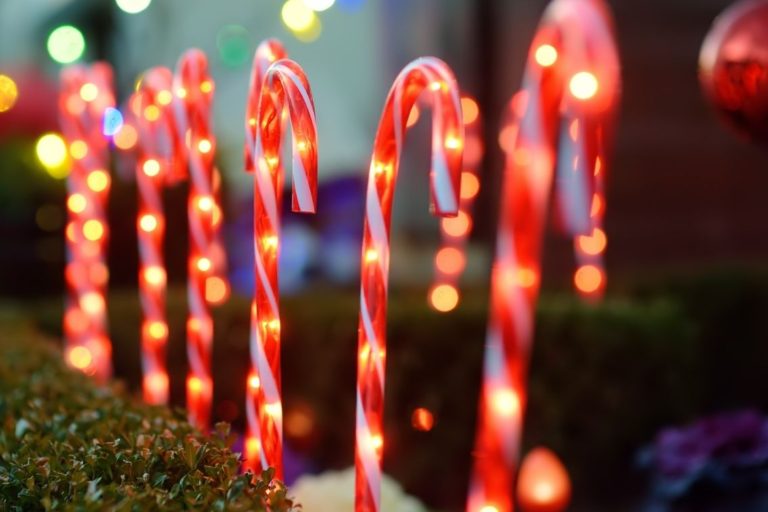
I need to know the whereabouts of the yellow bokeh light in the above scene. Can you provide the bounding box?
[569,71,599,100]
[139,214,158,232]
[70,140,88,160]
[197,139,212,154]
[144,105,160,121]
[68,346,93,370]
[282,0,316,32]
[142,159,161,177]
[0,74,19,113]
[156,90,172,105]
[35,133,70,178]
[82,219,105,241]
[430,284,460,313]
[79,82,99,102]
[115,0,152,14]
[87,170,110,192]
[67,193,87,213]
[535,44,558,67]
[493,388,520,417]
[196,257,212,272]
[144,266,166,286]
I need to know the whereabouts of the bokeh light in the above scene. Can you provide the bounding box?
[303,0,335,11]
[411,407,435,432]
[47,25,86,64]
[429,284,459,312]
[461,96,479,124]
[102,107,124,136]
[282,0,322,41]
[574,264,603,293]
[569,71,599,100]
[35,133,70,179]
[115,0,152,14]
[217,25,251,68]
[0,75,19,113]
[535,44,558,67]
[114,123,138,150]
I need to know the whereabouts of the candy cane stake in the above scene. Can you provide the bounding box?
[467,1,620,511]
[355,57,463,512]
[133,67,184,405]
[243,55,318,478]
[59,63,115,383]
[429,94,483,312]
[174,49,219,430]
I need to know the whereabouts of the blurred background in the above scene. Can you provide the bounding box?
[3,0,768,511]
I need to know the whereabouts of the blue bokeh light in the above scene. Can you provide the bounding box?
[102,108,124,137]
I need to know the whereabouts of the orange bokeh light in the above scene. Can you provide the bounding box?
[460,172,480,200]
[577,228,607,255]
[205,276,229,305]
[411,407,435,432]
[285,405,315,439]
[574,265,603,293]
[143,266,166,286]
[430,284,460,312]
[145,320,168,340]
[435,247,466,275]
[461,96,479,125]
[406,104,420,127]
[114,124,138,150]
[517,447,571,512]
[442,211,471,238]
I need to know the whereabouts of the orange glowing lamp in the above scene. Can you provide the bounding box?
[517,448,571,512]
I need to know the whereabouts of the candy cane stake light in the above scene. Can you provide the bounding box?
[132,67,184,405]
[467,1,620,511]
[174,49,220,430]
[430,93,484,312]
[59,63,116,383]
[243,52,318,478]
[355,57,464,512]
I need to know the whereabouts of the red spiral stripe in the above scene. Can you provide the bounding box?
[466,1,620,511]
[243,53,318,479]
[59,62,115,383]
[174,49,218,430]
[355,57,463,512]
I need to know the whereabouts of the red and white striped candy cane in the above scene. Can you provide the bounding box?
[355,57,463,512]
[132,67,184,405]
[467,1,620,511]
[429,93,483,312]
[173,49,219,430]
[242,54,318,478]
[59,62,115,383]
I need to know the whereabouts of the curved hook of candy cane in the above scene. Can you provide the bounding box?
[243,57,318,478]
[59,62,115,383]
[430,93,483,312]
[355,57,463,512]
[245,39,288,174]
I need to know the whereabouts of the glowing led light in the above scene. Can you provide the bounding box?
[196,257,212,272]
[406,105,420,127]
[139,214,158,232]
[142,159,160,176]
[365,249,379,263]
[146,321,167,339]
[574,264,603,293]
[480,506,499,512]
[115,0,152,14]
[0,74,18,113]
[263,235,278,250]
[67,193,87,213]
[153,91,172,107]
[143,105,160,121]
[245,436,261,458]
[35,133,68,176]
[82,219,104,241]
[79,83,98,102]
[460,172,480,199]
[442,211,471,237]
[569,71,599,100]
[411,407,435,432]
[370,434,383,450]
[577,227,607,255]
[445,136,462,150]
[265,402,282,417]
[205,276,229,304]
[187,375,204,393]
[87,170,110,192]
[430,284,460,312]
[47,25,86,64]
[435,247,466,275]
[102,107,124,136]
[197,196,214,212]
[429,81,443,91]
[176,87,187,99]
[68,346,93,369]
[265,319,281,334]
[80,292,104,314]
[493,388,520,416]
[461,97,479,124]
[144,266,166,286]
[282,0,317,32]
[535,44,558,67]
[512,267,538,288]
[197,139,212,153]
[303,0,335,11]
[248,373,261,390]
[144,371,168,396]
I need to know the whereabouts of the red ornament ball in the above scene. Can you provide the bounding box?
[699,0,768,145]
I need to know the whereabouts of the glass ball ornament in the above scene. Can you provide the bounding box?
[699,0,768,146]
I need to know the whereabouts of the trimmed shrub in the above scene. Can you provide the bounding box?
[0,314,296,511]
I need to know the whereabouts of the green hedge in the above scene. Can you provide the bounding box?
[0,313,296,511]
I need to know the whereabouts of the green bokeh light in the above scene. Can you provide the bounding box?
[47,25,86,64]
[216,25,251,68]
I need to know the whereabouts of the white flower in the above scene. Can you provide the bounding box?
[291,467,428,512]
